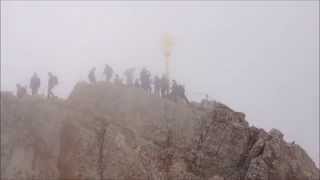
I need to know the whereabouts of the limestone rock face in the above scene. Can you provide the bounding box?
[1,82,319,180]
[1,92,65,180]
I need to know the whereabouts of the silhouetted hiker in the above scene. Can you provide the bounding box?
[124,68,135,87]
[103,64,113,82]
[88,67,96,83]
[178,84,189,104]
[30,73,40,95]
[171,80,178,101]
[140,68,151,94]
[16,84,27,98]
[48,72,58,99]
[160,75,169,97]
[153,75,161,96]
[134,79,140,88]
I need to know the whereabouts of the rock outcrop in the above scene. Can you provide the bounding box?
[1,82,319,180]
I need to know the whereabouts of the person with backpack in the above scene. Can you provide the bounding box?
[48,72,58,99]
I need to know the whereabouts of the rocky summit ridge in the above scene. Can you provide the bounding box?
[1,81,319,180]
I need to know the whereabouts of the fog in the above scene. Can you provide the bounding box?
[1,1,319,166]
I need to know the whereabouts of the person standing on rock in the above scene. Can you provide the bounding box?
[30,72,41,95]
[160,75,169,97]
[153,75,161,96]
[140,68,152,94]
[124,68,135,87]
[47,72,58,99]
[178,84,189,104]
[16,84,27,98]
[103,64,114,82]
[88,67,96,83]
[170,80,178,101]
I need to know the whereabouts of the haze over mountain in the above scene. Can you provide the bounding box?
[1,1,319,166]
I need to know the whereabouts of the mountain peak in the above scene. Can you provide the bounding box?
[1,82,319,180]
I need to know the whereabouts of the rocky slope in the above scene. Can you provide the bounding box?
[1,82,319,180]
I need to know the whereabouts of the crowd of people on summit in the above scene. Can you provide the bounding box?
[88,65,189,104]
[15,64,190,104]
[16,72,58,99]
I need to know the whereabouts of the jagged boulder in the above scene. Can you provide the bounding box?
[1,82,319,180]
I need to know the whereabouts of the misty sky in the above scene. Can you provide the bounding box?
[1,1,319,165]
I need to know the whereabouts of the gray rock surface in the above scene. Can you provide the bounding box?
[1,82,319,180]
